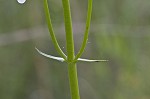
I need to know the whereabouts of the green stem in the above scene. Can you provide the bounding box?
[62,0,80,99]
[40,0,100,98]
[74,0,93,61]
[44,0,67,61]
[62,0,74,62]
[68,63,80,99]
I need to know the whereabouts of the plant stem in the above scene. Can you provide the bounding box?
[44,0,67,61]
[62,0,74,62]
[62,0,80,99]
[42,0,99,99]
[68,63,80,99]
[74,0,93,61]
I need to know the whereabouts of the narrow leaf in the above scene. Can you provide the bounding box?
[36,48,108,63]
[78,58,108,62]
[35,47,65,62]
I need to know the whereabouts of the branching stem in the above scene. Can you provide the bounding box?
[74,0,93,61]
[44,0,67,61]
[43,0,93,99]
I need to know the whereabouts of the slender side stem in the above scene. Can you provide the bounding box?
[44,0,67,61]
[68,63,80,99]
[74,0,93,61]
[62,0,74,62]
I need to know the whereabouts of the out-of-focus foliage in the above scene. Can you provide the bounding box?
[0,0,150,99]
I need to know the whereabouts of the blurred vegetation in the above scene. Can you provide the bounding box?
[0,0,150,99]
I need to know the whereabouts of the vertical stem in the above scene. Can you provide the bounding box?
[62,0,80,99]
[62,0,74,62]
[68,63,80,99]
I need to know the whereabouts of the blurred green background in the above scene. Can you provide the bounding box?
[0,0,150,99]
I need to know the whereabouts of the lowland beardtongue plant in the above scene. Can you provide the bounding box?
[17,0,108,99]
